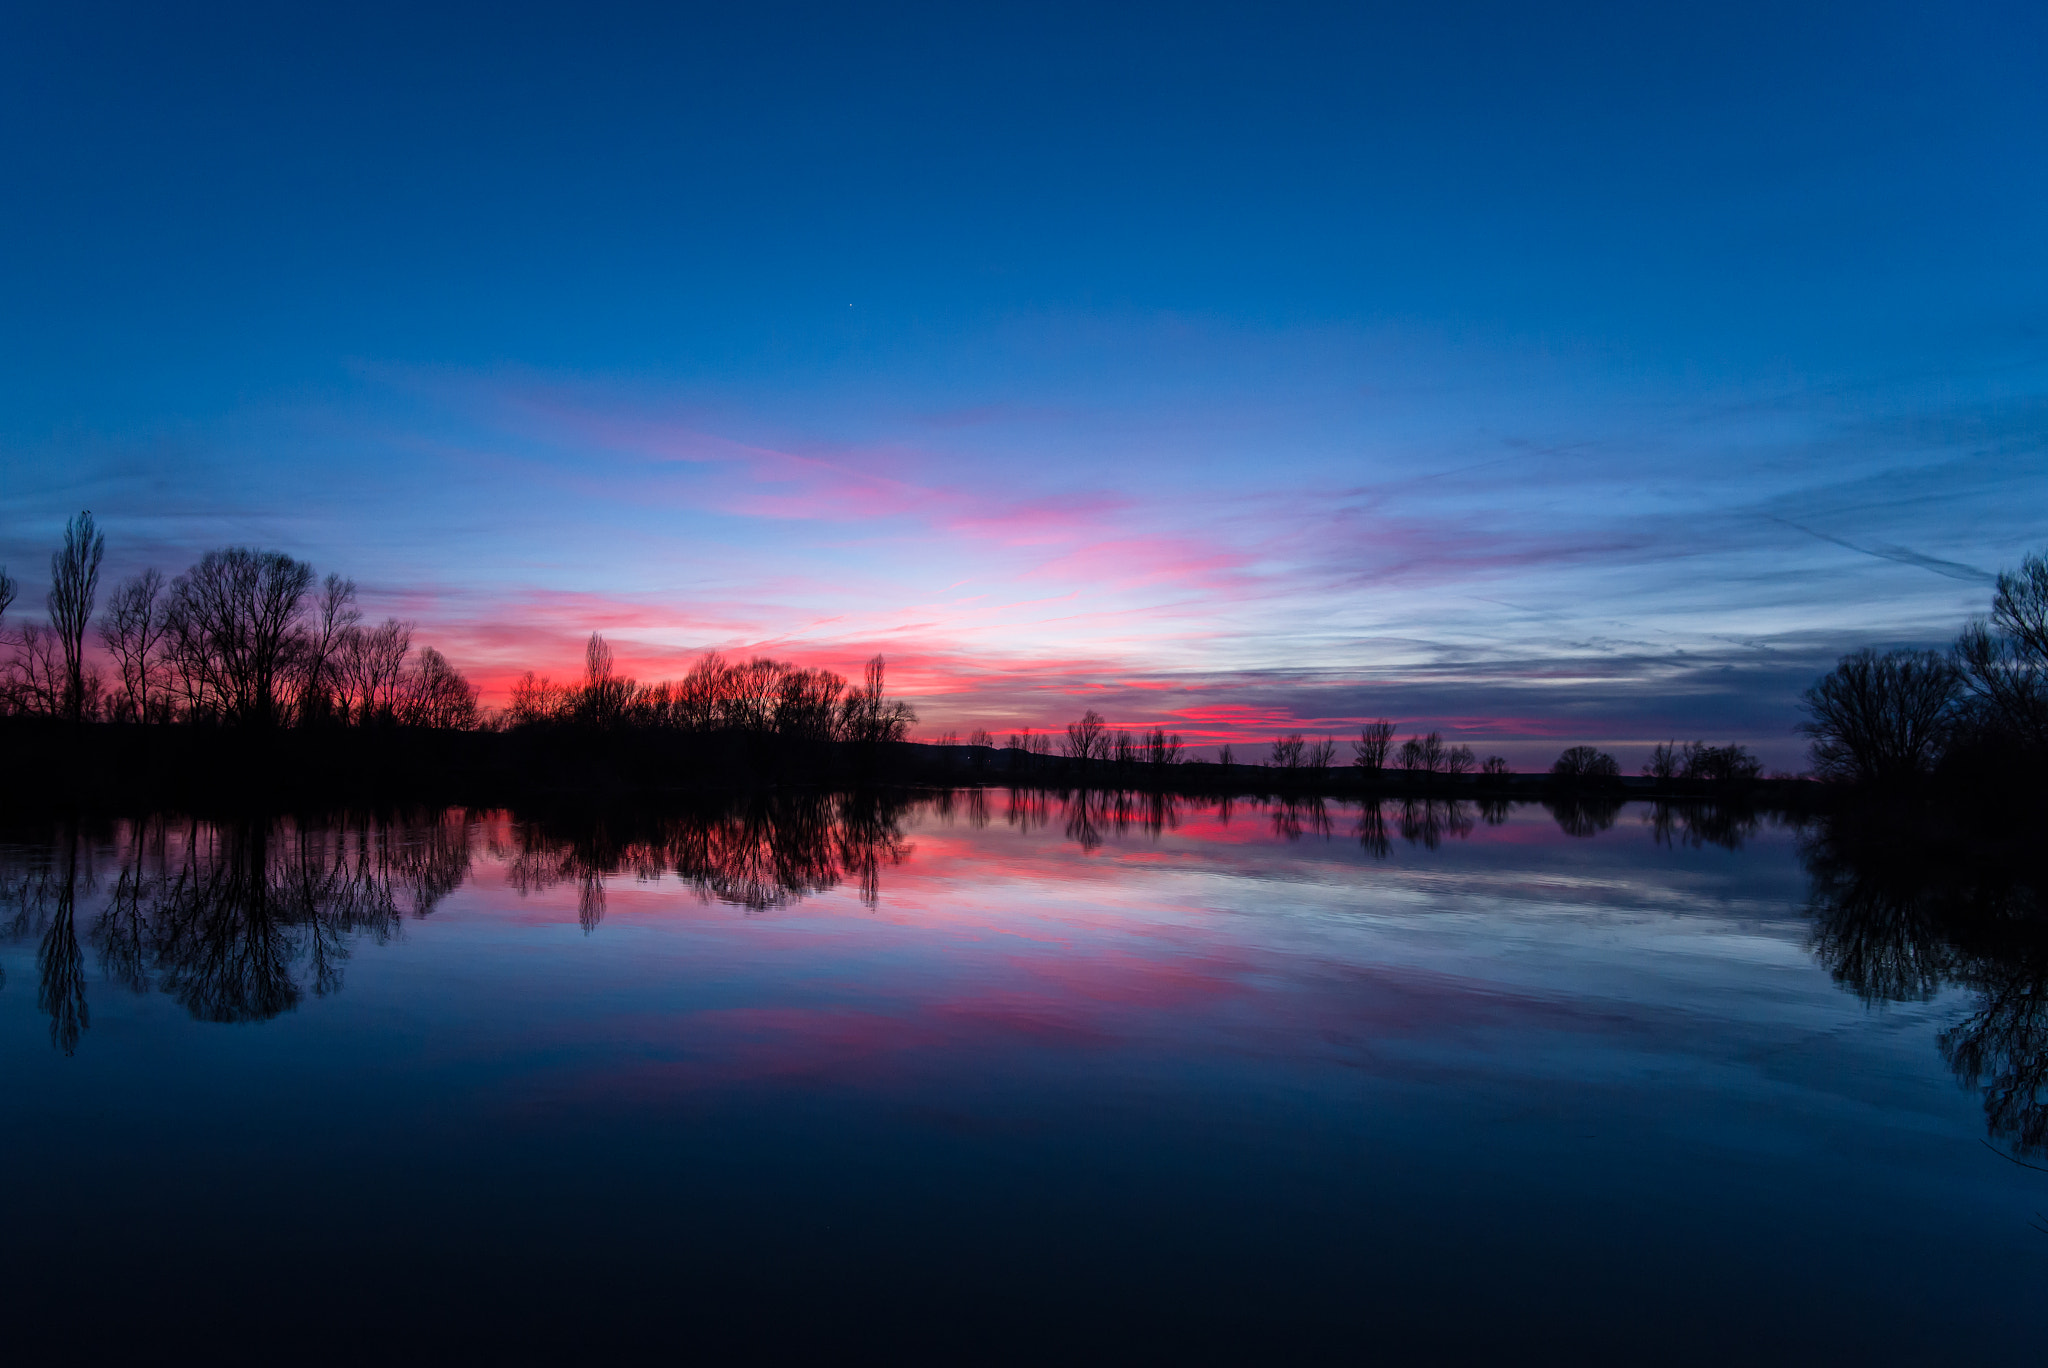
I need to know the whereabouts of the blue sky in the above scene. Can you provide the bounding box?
[3,1,2043,763]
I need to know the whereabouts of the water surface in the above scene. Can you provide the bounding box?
[2,794,2040,1360]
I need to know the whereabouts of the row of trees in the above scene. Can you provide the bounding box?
[1045,713,1678,786]
[505,636,916,746]
[0,513,478,728]
[2,513,924,743]
[1058,709,1184,769]
[1036,716,1766,789]
[1801,549,2048,784]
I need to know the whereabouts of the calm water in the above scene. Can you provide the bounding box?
[2,794,2040,1361]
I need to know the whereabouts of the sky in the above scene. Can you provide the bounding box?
[2,0,2044,766]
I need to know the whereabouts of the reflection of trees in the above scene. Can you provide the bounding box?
[1804,809,2048,1157]
[0,811,474,1047]
[1045,789,1185,853]
[38,836,89,1054]
[500,792,914,914]
[1357,801,1391,859]
[1399,798,1474,850]
[1006,788,1052,836]
[1271,798,1332,842]
[1645,800,1763,851]
[1545,796,1623,839]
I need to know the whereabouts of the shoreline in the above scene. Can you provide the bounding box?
[4,716,1829,811]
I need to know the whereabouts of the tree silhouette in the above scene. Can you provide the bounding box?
[1954,550,2048,754]
[401,647,481,729]
[296,574,359,725]
[164,548,315,726]
[6,622,66,716]
[1800,649,1959,783]
[1352,720,1394,774]
[1643,741,1682,781]
[579,632,633,726]
[1397,732,1450,774]
[1144,728,1182,768]
[47,511,105,722]
[841,655,915,745]
[1065,709,1106,767]
[1549,746,1620,782]
[99,569,169,722]
[1680,742,1762,783]
[335,618,413,725]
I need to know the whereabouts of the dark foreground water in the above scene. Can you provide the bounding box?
[2,793,2041,1361]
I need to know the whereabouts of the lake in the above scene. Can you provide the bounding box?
[2,793,2040,1361]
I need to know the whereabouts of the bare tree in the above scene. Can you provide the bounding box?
[295,574,359,725]
[99,569,169,722]
[0,565,15,628]
[163,549,315,725]
[1643,741,1682,781]
[1442,743,1476,776]
[676,652,730,731]
[1481,755,1511,777]
[775,667,847,742]
[1990,549,2048,660]
[48,511,105,721]
[1144,727,1182,767]
[1064,708,1107,766]
[578,632,634,726]
[508,670,570,726]
[335,618,414,724]
[1954,550,2048,752]
[1801,648,1960,782]
[399,646,480,729]
[1305,735,1338,776]
[6,622,66,715]
[1353,720,1394,773]
[840,655,915,745]
[1398,732,1447,774]
[1550,746,1621,781]
[1111,729,1136,766]
[1270,734,1305,769]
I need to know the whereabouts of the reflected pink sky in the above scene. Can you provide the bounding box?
[429,798,1814,1101]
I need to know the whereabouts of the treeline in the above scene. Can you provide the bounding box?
[1801,547,2048,788]
[1025,709,1763,792]
[0,512,478,728]
[0,512,921,754]
[503,636,916,747]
